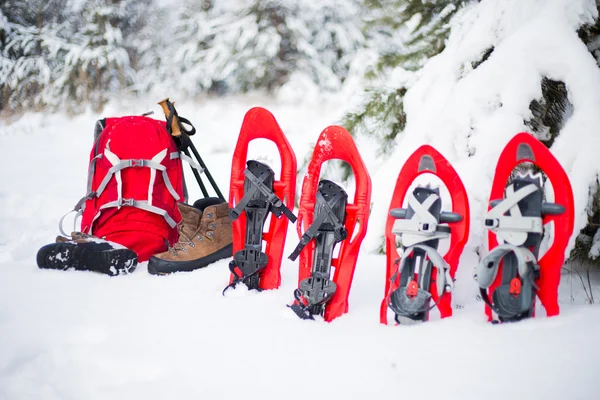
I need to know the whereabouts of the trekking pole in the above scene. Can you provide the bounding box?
[158,98,225,201]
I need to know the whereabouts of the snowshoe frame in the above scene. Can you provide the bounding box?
[380,145,470,324]
[295,126,371,322]
[228,107,297,291]
[483,132,574,320]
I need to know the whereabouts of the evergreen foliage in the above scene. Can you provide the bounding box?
[0,0,71,113]
[344,0,472,158]
[168,0,364,96]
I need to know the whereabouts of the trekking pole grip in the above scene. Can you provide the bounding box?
[158,98,182,137]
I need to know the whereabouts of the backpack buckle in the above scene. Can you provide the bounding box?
[119,198,136,207]
[129,159,145,167]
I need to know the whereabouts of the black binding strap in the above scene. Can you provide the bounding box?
[230,167,296,222]
[288,190,347,261]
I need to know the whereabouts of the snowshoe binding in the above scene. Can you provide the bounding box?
[225,160,296,292]
[381,145,470,325]
[226,107,297,292]
[387,186,462,324]
[477,133,574,321]
[290,126,371,322]
[288,180,348,319]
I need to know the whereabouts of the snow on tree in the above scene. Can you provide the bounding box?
[360,0,600,284]
[343,0,472,157]
[56,0,133,112]
[167,0,365,97]
[0,9,16,111]
[0,0,71,113]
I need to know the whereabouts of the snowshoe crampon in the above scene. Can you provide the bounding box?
[477,132,574,322]
[381,145,470,325]
[225,108,297,293]
[288,126,371,322]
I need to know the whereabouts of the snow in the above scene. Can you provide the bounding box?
[1,94,599,399]
[2,0,600,398]
[364,0,600,281]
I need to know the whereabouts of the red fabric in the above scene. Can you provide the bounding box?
[80,116,184,262]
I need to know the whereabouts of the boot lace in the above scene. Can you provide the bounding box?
[171,222,195,255]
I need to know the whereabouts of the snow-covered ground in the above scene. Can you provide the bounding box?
[1,95,599,400]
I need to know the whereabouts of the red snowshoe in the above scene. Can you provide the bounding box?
[225,107,297,292]
[287,126,371,322]
[381,145,470,325]
[476,132,574,322]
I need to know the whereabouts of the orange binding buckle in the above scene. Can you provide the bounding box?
[406,281,420,299]
[509,278,522,297]
[228,107,297,290]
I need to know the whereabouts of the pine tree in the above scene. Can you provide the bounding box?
[0,0,71,113]
[293,0,365,91]
[0,9,16,112]
[568,4,600,267]
[56,0,132,112]
[343,0,473,158]
[167,0,365,98]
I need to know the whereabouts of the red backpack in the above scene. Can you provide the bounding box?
[64,116,186,261]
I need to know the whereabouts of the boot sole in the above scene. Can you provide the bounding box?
[36,242,138,276]
[147,243,233,275]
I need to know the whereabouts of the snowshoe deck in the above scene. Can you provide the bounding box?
[227,108,297,291]
[387,186,458,323]
[291,126,371,322]
[480,132,574,321]
[288,179,348,319]
[227,160,296,291]
[381,145,470,325]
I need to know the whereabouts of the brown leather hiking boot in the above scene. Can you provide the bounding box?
[147,199,233,275]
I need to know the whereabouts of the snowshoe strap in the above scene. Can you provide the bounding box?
[222,250,269,294]
[477,244,539,320]
[388,244,451,321]
[396,244,453,296]
[485,183,543,246]
[476,244,538,289]
[288,276,338,319]
[389,286,433,319]
[296,276,338,308]
[229,167,296,222]
[243,168,297,221]
[392,192,450,247]
[288,289,316,320]
[288,190,347,261]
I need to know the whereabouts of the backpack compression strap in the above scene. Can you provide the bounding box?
[58,148,201,236]
[391,192,450,247]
